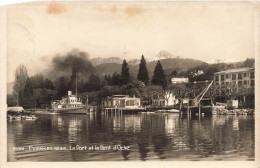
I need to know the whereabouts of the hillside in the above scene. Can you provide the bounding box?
[130,58,205,78]
[93,57,205,79]
[94,63,123,77]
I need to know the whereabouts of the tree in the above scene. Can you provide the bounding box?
[171,70,178,76]
[122,79,148,100]
[13,64,28,106]
[111,72,121,85]
[243,58,255,67]
[85,74,100,91]
[23,78,33,98]
[151,61,167,89]
[44,78,55,90]
[121,59,130,85]
[104,75,112,85]
[137,55,149,85]
[21,78,35,108]
[30,75,45,89]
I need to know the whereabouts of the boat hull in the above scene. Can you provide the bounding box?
[51,107,87,114]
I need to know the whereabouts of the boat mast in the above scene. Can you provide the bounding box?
[76,72,78,98]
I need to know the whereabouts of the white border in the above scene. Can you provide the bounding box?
[0,1,259,168]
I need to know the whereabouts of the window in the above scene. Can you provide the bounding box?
[215,82,219,85]
[243,80,248,85]
[250,72,254,79]
[221,75,225,81]
[221,82,224,85]
[251,80,254,86]
[126,100,135,106]
[238,81,242,85]
[226,82,229,85]
[226,74,229,78]
[215,75,219,81]
[232,74,236,80]
[243,73,247,77]
[238,73,242,79]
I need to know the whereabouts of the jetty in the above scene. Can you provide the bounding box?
[101,95,145,115]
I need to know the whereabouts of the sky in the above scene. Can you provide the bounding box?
[6,1,258,82]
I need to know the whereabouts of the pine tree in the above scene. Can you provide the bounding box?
[121,59,130,85]
[112,72,121,85]
[137,55,149,85]
[151,60,167,89]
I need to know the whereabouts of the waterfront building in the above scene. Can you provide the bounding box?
[213,67,254,88]
[213,67,255,107]
[151,92,179,107]
[102,95,141,109]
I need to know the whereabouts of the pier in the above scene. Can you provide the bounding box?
[102,107,145,116]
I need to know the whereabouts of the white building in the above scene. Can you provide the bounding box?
[171,77,189,84]
[152,92,179,107]
[214,67,254,88]
[102,95,141,109]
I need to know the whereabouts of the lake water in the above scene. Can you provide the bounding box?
[7,112,255,161]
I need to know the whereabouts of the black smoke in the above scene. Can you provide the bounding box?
[47,49,94,92]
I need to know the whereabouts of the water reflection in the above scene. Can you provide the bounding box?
[7,112,255,161]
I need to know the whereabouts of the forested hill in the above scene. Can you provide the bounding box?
[94,57,204,79]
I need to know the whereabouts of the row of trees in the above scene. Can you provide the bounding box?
[9,65,56,108]
[9,54,168,108]
[103,55,167,89]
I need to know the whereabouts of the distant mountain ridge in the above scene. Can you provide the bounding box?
[94,57,205,78]
[90,57,140,66]
[132,57,204,78]
[90,57,123,66]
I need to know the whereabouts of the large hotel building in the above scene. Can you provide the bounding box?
[213,67,255,88]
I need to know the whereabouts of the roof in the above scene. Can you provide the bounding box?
[111,95,130,98]
[214,67,254,74]
[103,95,140,100]
[7,106,24,112]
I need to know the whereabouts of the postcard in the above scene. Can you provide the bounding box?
[0,1,259,168]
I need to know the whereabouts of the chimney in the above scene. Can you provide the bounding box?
[68,91,72,96]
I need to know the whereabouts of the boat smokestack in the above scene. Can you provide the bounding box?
[68,91,72,96]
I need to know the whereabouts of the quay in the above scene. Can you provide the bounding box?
[102,107,145,116]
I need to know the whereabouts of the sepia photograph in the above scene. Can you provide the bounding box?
[0,0,259,167]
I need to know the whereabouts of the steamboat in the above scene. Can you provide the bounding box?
[51,91,87,114]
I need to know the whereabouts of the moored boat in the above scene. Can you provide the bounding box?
[51,91,87,114]
[156,109,179,113]
[23,115,37,120]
